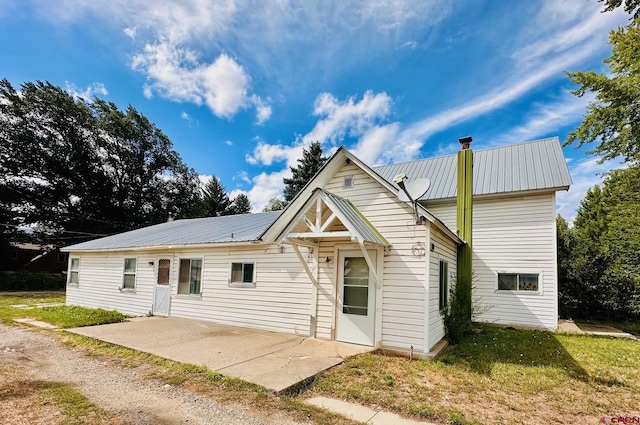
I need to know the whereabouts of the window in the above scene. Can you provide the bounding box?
[9,250,18,260]
[439,260,449,310]
[68,258,80,285]
[343,176,354,188]
[122,258,137,290]
[230,262,255,287]
[178,259,202,295]
[57,252,68,263]
[498,273,539,292]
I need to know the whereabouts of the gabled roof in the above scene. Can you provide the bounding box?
[62,212,281,252]
[260,147,462,245]
[373,137,572,200]
[275,189,390,246]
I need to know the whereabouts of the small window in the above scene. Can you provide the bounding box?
[122,258,137,290]
[9,250,18,260]
[343,176,354,188]
[439,260,449,310]
[178,259,202,295]
[68,258,80,285]
[498,273,539,292]
[230,262,256,287]
[57,253,67,263]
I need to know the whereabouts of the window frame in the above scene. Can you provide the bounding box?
[121,257,137,291]
[439,260,449,310]
[177,258,203,297]
[496,272,542,294]
[57,252,68,264]
[9,250,18,260]
[68,258,80,286]
[228,261,257,288]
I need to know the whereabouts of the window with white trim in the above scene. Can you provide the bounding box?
[178,258,202,295]
[439,260,449,310]
[122,258,137,290]
[229,262,256,287]
[498,273,539,292]
[68,258,80,285]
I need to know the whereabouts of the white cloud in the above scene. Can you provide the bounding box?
[233,170,251,185]
[245,169,291,213]
[133,46,254,119]
[225,140,233,146]
[246,140,304,167]
[556,156,626,224]
[65,81,108,101]
[252,95,272,125]
[123,26,136,39]
[490,90,595,146]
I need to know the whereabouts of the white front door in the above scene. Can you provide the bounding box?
[336,250,376,346]
[153,258,171,316]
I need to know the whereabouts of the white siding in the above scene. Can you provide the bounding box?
[323,163,431,352]
[428,228,457,349]
[426,193,558,329]
[65,252,156,316]
[67,245,314,336]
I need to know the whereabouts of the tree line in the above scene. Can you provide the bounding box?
[0,79,253,248]
[558,0,640,320]
[0,78,328,249]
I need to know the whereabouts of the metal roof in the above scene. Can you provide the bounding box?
[63,211,282,252]
[373,137,572,200]
[321,190,390,246]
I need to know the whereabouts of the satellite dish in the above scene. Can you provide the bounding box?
[398,178,430,202]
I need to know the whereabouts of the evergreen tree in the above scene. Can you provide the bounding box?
[566,19,640,164]
[202,176,232,217]
[263,197,286,212]
[283,142,327,202]
[232,193,251,214]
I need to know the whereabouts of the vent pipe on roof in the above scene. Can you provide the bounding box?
[167,213,174,223]
[459,136,472,150]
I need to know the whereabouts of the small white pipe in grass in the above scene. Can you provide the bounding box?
[410,345,413,361]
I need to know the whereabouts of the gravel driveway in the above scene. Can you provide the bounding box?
[0,324,307,425]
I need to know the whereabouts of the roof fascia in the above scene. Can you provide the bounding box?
[61,240,260,253]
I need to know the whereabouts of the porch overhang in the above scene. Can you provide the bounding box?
[276,189,389,288]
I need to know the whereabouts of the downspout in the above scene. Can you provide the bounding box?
[456,136,473,321]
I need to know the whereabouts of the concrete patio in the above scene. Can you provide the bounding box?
[66,316,373,392]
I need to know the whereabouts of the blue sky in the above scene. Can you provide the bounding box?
[0,1,629,219]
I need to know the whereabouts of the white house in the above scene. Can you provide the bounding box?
[62,137,571,356]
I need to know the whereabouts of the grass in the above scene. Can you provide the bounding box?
[40,383,127,425]
[309,326,640,425]
[0,293,125,328]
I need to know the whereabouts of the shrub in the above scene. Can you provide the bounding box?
[0,271,65,291]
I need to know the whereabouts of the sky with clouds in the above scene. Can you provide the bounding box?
[0,0,630,220]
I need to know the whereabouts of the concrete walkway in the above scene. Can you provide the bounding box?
[558,319,637,339]
[306,397,436,425]
[66,317,373,393]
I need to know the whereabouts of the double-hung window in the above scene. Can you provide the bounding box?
[498,273,540,292]
[122,258,137,290]
[68,258,80,285]
[178,259,202,295]
[229,262,256,287]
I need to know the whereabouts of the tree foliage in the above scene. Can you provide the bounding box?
[599,0,640,18]
[231,193,251,214]
[557,166,640,319]
[201,176,232,217]
[283,142,327,202]
[0,79,202,246]
[263,197,286,212]
[565,20,640,163]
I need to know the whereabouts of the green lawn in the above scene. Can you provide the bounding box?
[310,326,640,425]
[0,293,125,328]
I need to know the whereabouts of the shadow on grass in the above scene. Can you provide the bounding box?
[0,379,60,400]
[439,326,598,383]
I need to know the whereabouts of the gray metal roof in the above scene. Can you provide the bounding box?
[63,212,282,252]
[373,137,572,200]
[321,190,390,246]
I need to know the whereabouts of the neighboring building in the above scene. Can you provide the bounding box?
[62,137,571,355]
[1,243,68,274]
